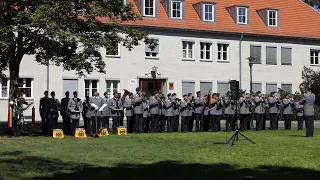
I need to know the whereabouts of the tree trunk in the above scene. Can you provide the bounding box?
[9,61,20,103]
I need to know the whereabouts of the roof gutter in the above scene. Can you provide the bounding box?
[126,25,320,42]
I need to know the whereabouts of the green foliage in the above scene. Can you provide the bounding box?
[300,66,320,105]
[304,0,320,6]
[0,0,157,99]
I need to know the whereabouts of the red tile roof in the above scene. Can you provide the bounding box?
[100,0,320,39]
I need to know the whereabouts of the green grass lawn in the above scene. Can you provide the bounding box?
[1,130,320,180]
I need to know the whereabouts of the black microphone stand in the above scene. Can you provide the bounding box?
[226,96,255,146]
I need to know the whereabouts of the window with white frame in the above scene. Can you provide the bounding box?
[202,4,214,22]
[182,41,194,60]
[171,1,182,19]
[217,43,229,61]
[106,42,120,56]
[106,80,120,98]
[0,78,8,98]
[0,78,33,98]
[145,39,159,58]
[143,0,155,17]
[237,7,248,24]
[267,10,278,27]
[310,50,319,65]
[200,42,211,60]
[85,80,99,97]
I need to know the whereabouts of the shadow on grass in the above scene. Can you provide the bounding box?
[0,151,319,180]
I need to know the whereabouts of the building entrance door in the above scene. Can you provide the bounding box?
[139,79,166,97]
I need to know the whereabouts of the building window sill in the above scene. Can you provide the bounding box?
[217,60,230,63]
[145,57,159,60]
[281,63,292,66]
[310,64,320,66]
[200,59,212,62]
[105,55,120,58]
[266,63,277,65]
[182,58,195,61]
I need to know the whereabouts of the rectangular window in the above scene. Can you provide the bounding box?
[106,80,120,98]
[200,42,212,61]
[63,79,78,97]
[252,83,262,94]
[106,42,120,56]
[144,0,155,17]
[217,82,229,95]
[266,83,277,94]
[182,41,194,60]
[266,46,277,65]
[237,7,248,24]
[145,39,159,58]
[267,10,278,27]
[310,50,319,65]
[217,43,229,61]
[250,45,261,63]
[171,1,182,19]
[18,78,33,98]
[281,47,292,65]
[0,78,8,98]
[202,4,214,22]
[281,83,292,93]
[85,80,99,97]
[182,81,195,97]
[200,82,212,94]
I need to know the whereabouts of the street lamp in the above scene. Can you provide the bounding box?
[247,57,255,128]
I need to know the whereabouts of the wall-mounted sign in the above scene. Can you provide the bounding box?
[130,79,136,84]
[169,82,174,90]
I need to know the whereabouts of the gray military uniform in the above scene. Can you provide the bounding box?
[123,98,133,117]
[239,97,250,114]
[282,99,293,115]
[210,99,222,115]
[102,97,110,117]
[148,96,160,115]
[68,98,83,119]
[89,96,104,117]
[299,93,315,137]
[133,94,143,114]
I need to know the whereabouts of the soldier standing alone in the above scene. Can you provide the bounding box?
[68,91,83,135]
[299,87,315,137]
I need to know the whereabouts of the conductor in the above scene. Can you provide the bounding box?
[299,87,315,137]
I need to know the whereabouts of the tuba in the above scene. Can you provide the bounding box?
[121,89,131,104]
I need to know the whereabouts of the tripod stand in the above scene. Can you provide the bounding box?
[226,98,255,146]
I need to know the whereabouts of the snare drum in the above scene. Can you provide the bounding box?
[75,128,87,138]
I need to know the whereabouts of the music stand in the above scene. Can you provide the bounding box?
[226,82,255,146]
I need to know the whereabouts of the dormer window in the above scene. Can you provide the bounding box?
[267,9,278,27]
[237,7,248,24]
[202,3,215,22]
[143,0,156,17]
[171,1,183,19]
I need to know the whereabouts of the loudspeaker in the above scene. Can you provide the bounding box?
[229,80,240,100]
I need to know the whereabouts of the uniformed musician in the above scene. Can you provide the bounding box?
[223,93,234,132]
[124,92,134,133]
[89,91,104,135]
[172,93,180,132]
[108,92,123,134]
[194,91,204,132]
[180,94,189,132]
[142,92,149,132]
[254,91,264,131]
[159,93,166,133]
[48,91,60,136]
[68,91,83,135]
[39,91,50,135]
[60,91,70,135]
[209,93,222,132]
[299,87,315,137]
[133,87,143,133]
[148,91,160,133]
[239,91,250,131]
[282,94,294,130]
[203,95,210,132]
[268,91,279,130]
[82,96,91,134]
[165,93,174,132]
[102,92,110,132]
[187,93,194,132]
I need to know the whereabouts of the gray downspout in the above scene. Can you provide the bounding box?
[239,33,243,89]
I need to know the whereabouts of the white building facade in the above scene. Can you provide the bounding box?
[0,0,320,121]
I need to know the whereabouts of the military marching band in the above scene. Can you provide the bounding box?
[37,87,314,137]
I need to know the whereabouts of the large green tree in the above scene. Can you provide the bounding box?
[304,0,320,7]
[0,0,156,101]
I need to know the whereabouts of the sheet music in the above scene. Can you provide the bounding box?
[99,103,107,111]
[91,103,98,110]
